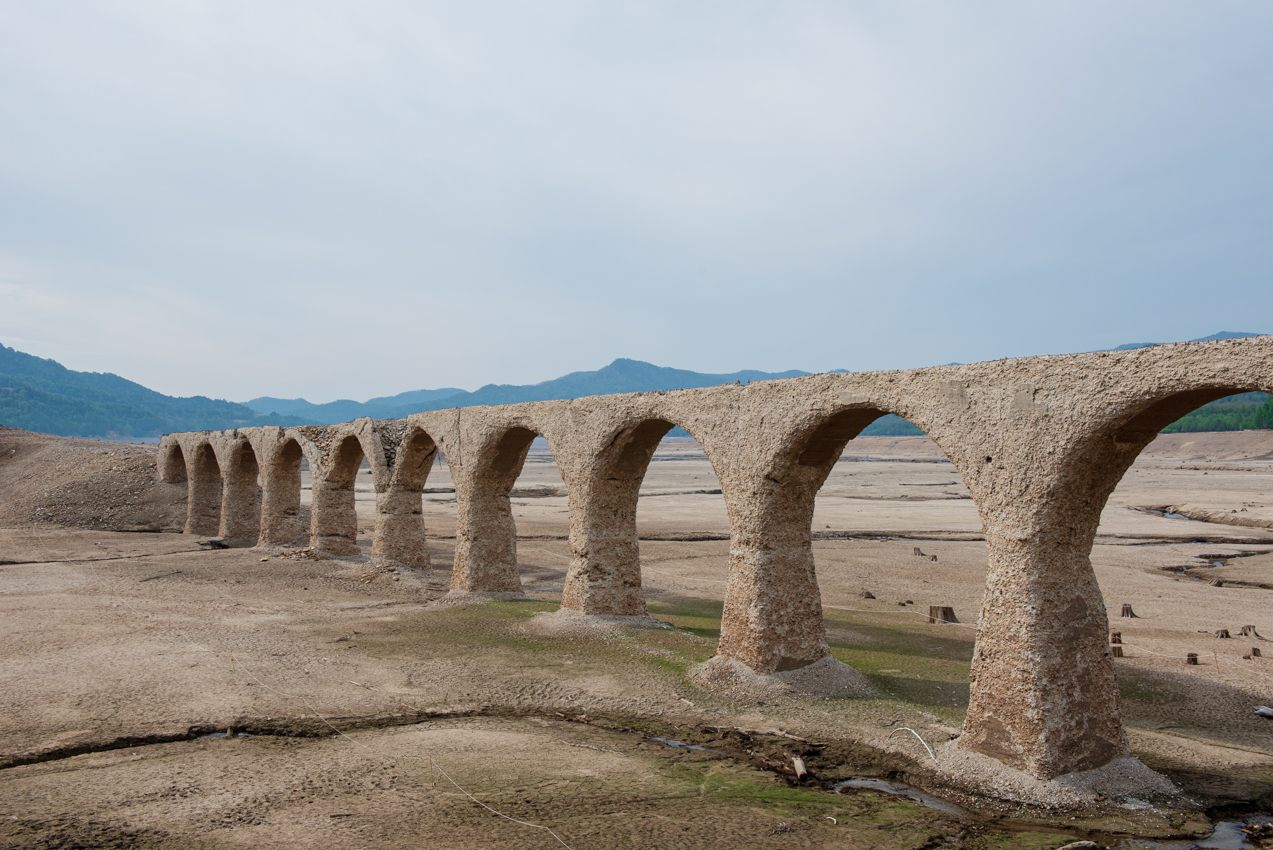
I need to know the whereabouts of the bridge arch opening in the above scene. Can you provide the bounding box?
[311,434,365,556]
[158,442,188,484]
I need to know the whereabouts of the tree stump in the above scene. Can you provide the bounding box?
[1110,631,1123,658]
[1239,625,1260,637]
[1210,579,1225,587]
[1111,645,1124,657]
[929,555,938,562]
[860,590,875,599]
[928,606,957,624]
[1215,629,1231,639]
[913,547,924,557]
[1186,653,1199,665]
[1120,604,1138,618]
[1253,647,1263,658]
[1110,631,1122,644]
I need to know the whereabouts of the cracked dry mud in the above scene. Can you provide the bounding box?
[1,431,1272,848]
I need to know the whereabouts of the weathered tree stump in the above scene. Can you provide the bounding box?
[1110,631,1122,644]
[1111,646,1123,657]
[1215,629,1231,639]
[913,547,924,557]
[928,606,957,624]
[929,555,938,562]
[1253,647,1263,658]
[1186,653,1199,665]
[1120,604,1138,618]
[1210,579,1225,587]
[1239,625,1260,637]
[860,590,875,599]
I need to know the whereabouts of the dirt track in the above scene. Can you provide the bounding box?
[1,429,1272,848]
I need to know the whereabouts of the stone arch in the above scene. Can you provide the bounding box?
[450,421,562,596]
[183,440,223,537]
[371,424,438,569]
[962,376,1273,777]
[714,400,960,675]
[214,437,262,545]
[157,440,188,484]
[560,416,715,615]
[311,433,366,556]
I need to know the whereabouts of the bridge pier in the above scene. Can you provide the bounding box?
[560,419,671,616]
[451,483,524,593]
[257,435,307,546]
[560,480,646,615]
[961,528,1127,779]
[372,486,429,569]
[715,486,829,673]
[218,441,261,546]
[184,443,222,537]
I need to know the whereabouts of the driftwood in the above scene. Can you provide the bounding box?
[928,606,957,625]
[1186,653,1199,665]
[1120,604,1138,618]
[791,756,808,780]
[702,726,812,743]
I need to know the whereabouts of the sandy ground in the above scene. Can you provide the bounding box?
[2,432,1273,848]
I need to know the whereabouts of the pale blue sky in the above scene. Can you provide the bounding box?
[1,2,1270,402]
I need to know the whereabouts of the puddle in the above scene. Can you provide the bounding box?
[833,777,968,817]
[1112,815,1272,849]
[196,732,254,740]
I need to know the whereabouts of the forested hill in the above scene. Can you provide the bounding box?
[1163,392,1273,433]
[0,345,311,438]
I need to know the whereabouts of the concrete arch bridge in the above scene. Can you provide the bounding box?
[157,336,1273,783]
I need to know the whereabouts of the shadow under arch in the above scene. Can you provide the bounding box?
[311,434,366,556]
[450,424,563,596]
[560,417,722,616]
[372,424,438,569]
[216,438,262,546]
[716,403,967,676]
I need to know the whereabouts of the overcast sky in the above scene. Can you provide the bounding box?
[1,2,1270,403]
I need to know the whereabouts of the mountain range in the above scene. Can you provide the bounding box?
[1,332,1266,439]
